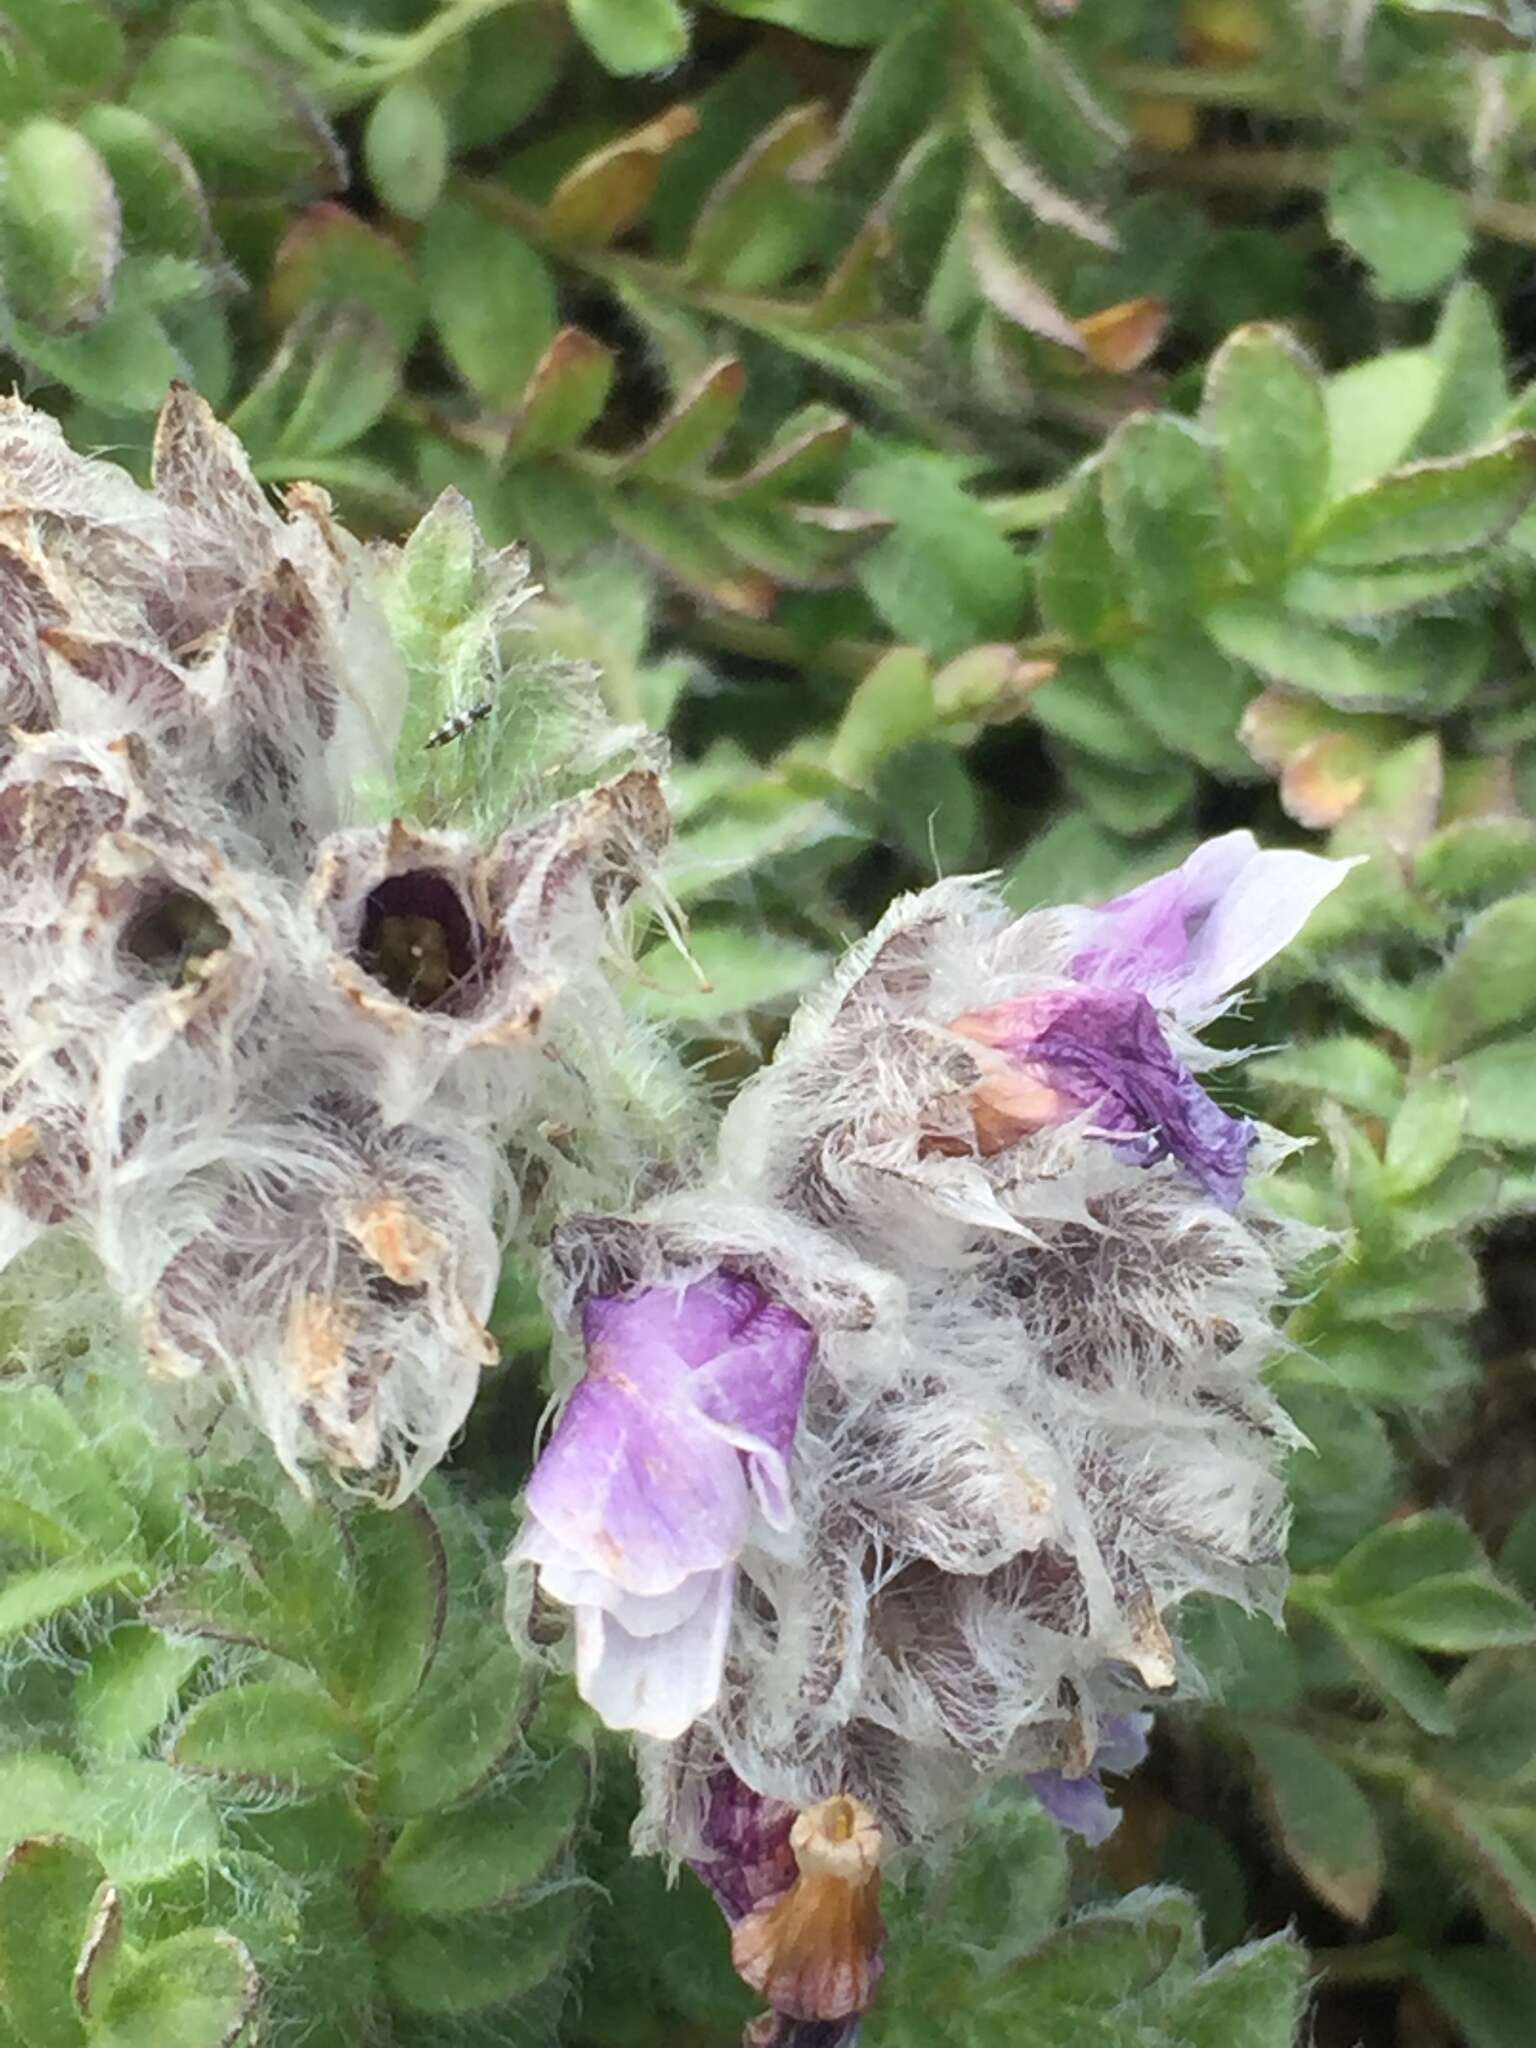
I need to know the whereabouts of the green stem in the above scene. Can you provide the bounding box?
[1145,146,1536,254]
[1311,1933,1415,1984]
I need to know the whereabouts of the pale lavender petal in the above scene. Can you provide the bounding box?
[1025,1767,1121,1847]
[1027,989,1255,1206]
[518,1522,720,1636]
[692,1303,816,1530]
[526,1367,749,1595]
[690,1768,798,1923]
[574,1561,735,1738]
[1067,831,1356,1015]
[1094,1712,1153,1775]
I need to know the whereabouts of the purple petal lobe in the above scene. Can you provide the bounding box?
[1024,1768,1121,1847]
[1066,830,1357,1015]
[1027,988,1255,1205]
[692,1302,816,1529]
[525,1360,749,1595]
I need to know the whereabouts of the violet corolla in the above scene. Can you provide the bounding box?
[514,1274,816,1738]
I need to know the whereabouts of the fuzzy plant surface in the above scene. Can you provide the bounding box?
[3,5,1536,2048]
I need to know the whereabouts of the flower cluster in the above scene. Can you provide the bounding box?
[0,391,667,1491]
[515,834,1351,2037]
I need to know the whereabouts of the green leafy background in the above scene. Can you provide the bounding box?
[7,2,1536,2044]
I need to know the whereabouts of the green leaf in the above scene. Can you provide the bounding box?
[829,647,935,785]
[381,1752,586,1916]
[1207,598,1486,711]
[637,927,826,1026]
[1416,819,1536,904]
[1029,656,1171,770]
[0,120,119,333]
[1322,1614,1453,1732]
[1311,436,1536,569]
[1103,635,1256,776]
[373,1640,529,1820]
[268,206,423,354]
[170,1681,363,1793]
[365,79,450,221]
[835,2,946,190]
[620,358,745,480]
[13,296,183,415]
[83,1762,220,1886]
[0,1759,84,1852]
[3,0,123,92]
[1421,894,1536,1061]
[1359,1576,1536,1654]
[1384,1075,1467,1196]
[872,740,981,873]
[1326,350,1442,496]
[568,0,688,74]
[1176,1596,1302,1715]
[1283,1386,1399,1571]
[1243,1726,1383,1922]
[1036,463,1123,647]
[1459,1041,1536,1147]
[380,1885,585,2015]
[0,1835,103,2048]
[1164,1934,1309,2048]
[716,0,903,41]
[1328,144,1470,300]
[1100,414,1228,626]
[75,108,208,263]
[338,1496,447,1726]
[1418,280,1510,456]
[420,194,558,411]
[91,1931,257,2048]
[1249,1036,1405,1119]
[129,35,344,198]
[1202,322,1331,580]
[74,1628,203,1759]
[850,452,1028,656]
[1419,1947,1536,2048]
[509,328,615,455]
[231,304,400,462]
[1057,749,1198,837]
[1336,1237,1483,1320]
[0,1387,140,1557]
[0,1559,143,1641]
[1284,555,1489,621]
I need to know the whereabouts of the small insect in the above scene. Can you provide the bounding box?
[423,700,493,750]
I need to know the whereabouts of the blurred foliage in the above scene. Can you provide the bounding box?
[6,1,1536,2044]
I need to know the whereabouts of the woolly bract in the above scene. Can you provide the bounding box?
[0,389,672,1493]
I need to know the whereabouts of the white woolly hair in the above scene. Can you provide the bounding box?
[0,390,677,1491]
[569,878,1324,1851]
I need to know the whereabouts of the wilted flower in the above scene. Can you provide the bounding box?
[0,389,672,1489]
[514,1274,816,1737]
[686,1768,884,2048]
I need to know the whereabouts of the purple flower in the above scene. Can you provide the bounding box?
[514,1275,815,1739]
[1026,1714,1151,1847]
[1063,831,1356,1021]
[954,988,1254,1206]
[951,833,1355,1205]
